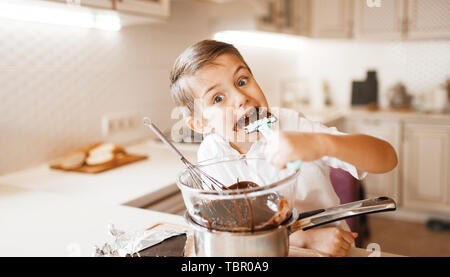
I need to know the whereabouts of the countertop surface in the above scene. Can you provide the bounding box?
[0,121,408,257]
[0,185,399,257]
[297,106,450,125]
[0,185,185,257]
[0,140,199,207]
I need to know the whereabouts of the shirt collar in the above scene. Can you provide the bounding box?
[209,133,266,156]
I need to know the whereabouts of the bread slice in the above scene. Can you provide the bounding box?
[60,151,87,170]
[86,142,126,166]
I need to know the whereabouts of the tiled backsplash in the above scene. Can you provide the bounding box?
[0,21,163,174]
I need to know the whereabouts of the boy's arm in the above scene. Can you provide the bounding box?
[321,133,398,174]
[265,131,398,174]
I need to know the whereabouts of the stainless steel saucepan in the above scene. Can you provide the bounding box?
[184,196,396,257]
[177,155,396,256]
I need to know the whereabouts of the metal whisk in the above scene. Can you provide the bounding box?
[143,117,228,191]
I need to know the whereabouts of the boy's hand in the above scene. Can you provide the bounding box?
[290,227,358,257]
[265,131,327,169]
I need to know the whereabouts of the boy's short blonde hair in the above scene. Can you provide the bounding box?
[169,40,251,113]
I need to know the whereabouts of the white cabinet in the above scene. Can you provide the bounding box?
[257,0,450,40]
[402,123,450,213]
[344,117,401,201]
[354,0,450,40]
[257,0,311,36]
[293,0,311,36]
[49,0,113,9]
[406,0,450,39]
[82,0,113,8]
[344,115,450,218]
[48,0,170,18]
[257,0,353,38]
[353,0,404,39]
[115,0,170,18]
[310,0,354,38]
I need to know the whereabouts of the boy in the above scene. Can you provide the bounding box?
[169,40,398,256]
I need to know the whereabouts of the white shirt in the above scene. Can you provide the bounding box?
[197,108,367,230]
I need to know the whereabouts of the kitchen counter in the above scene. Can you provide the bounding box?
[346,107,450,125]
[0,139,193,256]
[298,106,450,125]
[0,185,185,256]
[0,139,199,207]
[0,185,400,257]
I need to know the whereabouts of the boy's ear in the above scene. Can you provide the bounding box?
[186,116,213,134]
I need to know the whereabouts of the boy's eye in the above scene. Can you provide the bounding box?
[213,95,224,104]
[237,78,248,87]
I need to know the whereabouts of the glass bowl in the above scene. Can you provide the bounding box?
[176,154,301,232]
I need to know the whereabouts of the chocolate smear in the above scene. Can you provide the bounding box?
[191,179,290,232]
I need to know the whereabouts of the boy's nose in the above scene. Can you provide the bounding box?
[233,89,249,109]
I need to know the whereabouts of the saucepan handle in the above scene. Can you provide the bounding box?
[288,196,396,234]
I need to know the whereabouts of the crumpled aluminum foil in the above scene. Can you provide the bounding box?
[93,224,188,257]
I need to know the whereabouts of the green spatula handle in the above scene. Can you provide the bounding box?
[259,124,302,171]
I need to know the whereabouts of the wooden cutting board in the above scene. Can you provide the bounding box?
[50,153,148,174]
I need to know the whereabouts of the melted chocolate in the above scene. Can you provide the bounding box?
[131,234,187,257]
[228,180,259,190]
[191,180,291,232]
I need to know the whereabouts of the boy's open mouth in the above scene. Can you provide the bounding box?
[235,107,272,131]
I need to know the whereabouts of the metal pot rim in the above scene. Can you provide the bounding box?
[184,209,299,235]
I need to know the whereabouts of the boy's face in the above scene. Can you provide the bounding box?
[186,53,269,143]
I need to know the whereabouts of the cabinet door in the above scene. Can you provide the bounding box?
[344,118,400,201]
[310,0,354,38]
[116,0,170,18]
[353,0,404,39]
[407,0,450,39]
[293,0,312,36]
[256,0,311,36]
[49,0,113,9]
[82,0,113,8]
[403,124,450,213]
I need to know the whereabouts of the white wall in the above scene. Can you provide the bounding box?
[237,46,302,108]
[226,37,450,110]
